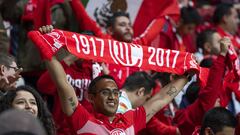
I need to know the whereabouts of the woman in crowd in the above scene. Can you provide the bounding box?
[0,85,56,135]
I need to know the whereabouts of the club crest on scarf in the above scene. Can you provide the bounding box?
[110,128,126,135]
[109,41,143,67]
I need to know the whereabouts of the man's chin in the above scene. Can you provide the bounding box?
[105,108,117,116]
[123,37,132,43]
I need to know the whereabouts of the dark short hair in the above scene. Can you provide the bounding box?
[0,53,15,67]
[200,107,237,135]
[196,29,216,50]
[107,11,130,27]
[122,71,156,95]
[213,3,233,24]
[185,81,200,104]
[200,57,214,68]
[88,75,116,94]
[181,6,202,25]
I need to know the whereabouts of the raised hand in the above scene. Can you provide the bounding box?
[39,25,53,34]
[0,67,23,90]
[219,37,231,57]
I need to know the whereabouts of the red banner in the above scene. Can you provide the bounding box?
[28,29,199,75]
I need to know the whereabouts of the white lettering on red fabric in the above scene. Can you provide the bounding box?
[72,34,105,57]
[66,74,91,101]
[148,47,179,68]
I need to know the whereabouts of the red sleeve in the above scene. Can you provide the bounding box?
[37,61,68,95]
[67,103,91,132]
[37,70,56,95]
[146,117,177,135]
[223,72,240,104]
[124,106,146,133]
[158,32,173,49]
[227,82,240,101]
[174,55,226,135]
[133,17,166,46]
[70,0,107,38]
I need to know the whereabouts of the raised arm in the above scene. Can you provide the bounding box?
[133,0,179,46]
[143,75,189,122]
[133,17,166,46]
[45,56,78,116]
[173,37,229,135]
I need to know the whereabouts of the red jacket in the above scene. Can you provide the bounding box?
[173,55,226,135]
[157,19,197,52]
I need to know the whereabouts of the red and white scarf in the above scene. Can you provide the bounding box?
[28,29,200,75]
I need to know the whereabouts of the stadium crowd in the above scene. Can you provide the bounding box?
[0,0,240,135]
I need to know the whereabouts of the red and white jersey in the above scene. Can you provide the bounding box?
[67,104,146,135]
[37,60,101,135]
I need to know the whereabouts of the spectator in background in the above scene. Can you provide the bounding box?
[157,6,202,53]
[117,71,155,113]
[0,0,25,55]
[213,3,240,52]
[0,53,21,98]
[18,0,78,88]
[192,107,237,135]
[194,29,221,63]
[0,85,56,135]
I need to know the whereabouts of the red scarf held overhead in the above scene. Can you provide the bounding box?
[28,29,200,75]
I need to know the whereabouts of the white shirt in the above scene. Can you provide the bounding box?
[117,90,132,114]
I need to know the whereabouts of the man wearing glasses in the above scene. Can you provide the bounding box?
[45,54,190,134]
[39,25,191,135]
[0,53,22,98]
